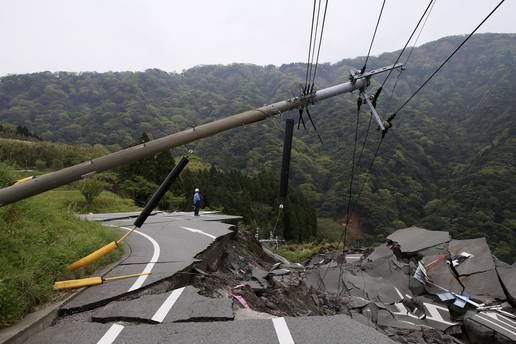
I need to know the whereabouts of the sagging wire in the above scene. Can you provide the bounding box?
[388,0,506,124]
[341,97,362,253]
[298,0,329,144]
[361,0,387,74]
[303,0,318,95]
[385,0,437,110]
[380,0,436,90]
[309,0,329,93]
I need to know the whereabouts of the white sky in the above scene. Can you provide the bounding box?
[0,0,514,76]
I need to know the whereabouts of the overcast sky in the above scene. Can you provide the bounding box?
[0,0,514,76]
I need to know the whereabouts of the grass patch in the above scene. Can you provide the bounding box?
[271,242,338,263]
[0,165,125,327]
[39,189,140,213]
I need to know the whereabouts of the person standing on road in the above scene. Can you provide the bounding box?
[193,188,201,216]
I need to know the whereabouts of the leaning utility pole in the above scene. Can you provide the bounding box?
[0,64,401,206]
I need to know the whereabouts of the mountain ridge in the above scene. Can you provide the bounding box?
[0,33,514,262]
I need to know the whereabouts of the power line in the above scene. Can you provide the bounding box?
[341,97,362,252]
[310,0,329,93]
[361,0,386,74]
[385,0,437,109]
[303,0,318,94]
[390,0,506,119]
[380,0,436,89]
[356,134,384,206]
[308,0,322,91]
[403,0,437,70]
[356,112,373,169]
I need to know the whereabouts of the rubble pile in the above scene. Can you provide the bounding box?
[32,223,514,344]
[305,226,516,344]
[168,227,515,343]
[189,231,343,318]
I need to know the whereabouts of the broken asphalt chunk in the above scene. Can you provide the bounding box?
[387,227,450,255]
[497,265,516,307]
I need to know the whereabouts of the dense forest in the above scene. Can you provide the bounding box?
[0,33,514,262]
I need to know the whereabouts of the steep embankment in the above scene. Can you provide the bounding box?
[0,164,124,327]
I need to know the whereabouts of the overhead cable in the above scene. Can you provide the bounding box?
[361,0,387,74]
[380,0,436,89]
[385,0,437,108]
[303,0,317,93]
[390,0,506,119]
[307,0,322,92]
[310,0,329,92]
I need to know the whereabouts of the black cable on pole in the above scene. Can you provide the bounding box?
[380,0,435,89]
[391,0,505,118]
[310,0,329,93]
[304,0,317,93]
[356,112,373,169]
[341,97,362,252]
[308,0,322,89]
[361,0,386,74]
[356,134,384,205]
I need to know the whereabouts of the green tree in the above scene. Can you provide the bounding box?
[78,177,107,205]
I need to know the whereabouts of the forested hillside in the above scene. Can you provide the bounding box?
[0,33,514,262]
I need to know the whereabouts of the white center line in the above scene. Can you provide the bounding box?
[120,227,161,292]
[272,317,295,344]
[97,323,124,344]
[151,287,185,323]
[96,225,161,344]
[180,226,216,239]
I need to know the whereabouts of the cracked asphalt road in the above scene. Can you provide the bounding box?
[26,211,396,344]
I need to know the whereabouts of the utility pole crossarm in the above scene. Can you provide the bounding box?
[0,64,401,206]
[362,90,386,131]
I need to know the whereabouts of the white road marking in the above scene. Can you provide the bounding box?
[151,287,185,323]
[394,287,404,300]
[393,288,456,326]
[484,312,516,330]
[97,323,124,344]
[116,226,161,292]
[180,226,216,239]
[477,314,516,336]
[394,301,457,326]
[96,225,161,343]
[272,317,295,344]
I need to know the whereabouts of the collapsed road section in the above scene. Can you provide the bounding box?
[19,216,516,344]
[23,211,397,344]
[307,226,516,344]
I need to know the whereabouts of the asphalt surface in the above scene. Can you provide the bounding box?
[27,315,396,344]
[25,211,398,344]
[63,212,235,312]
[91,286,234,323]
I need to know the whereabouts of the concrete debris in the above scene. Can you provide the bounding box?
[464,310,516,344]
[449,238,494,275]
[269,268,291,276]
[387,227,450,255]
[24,220,515,344]
[497,266,516,306]
[308,226,515,343]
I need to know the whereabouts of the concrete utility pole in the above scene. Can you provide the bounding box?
[0,64,401,206]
